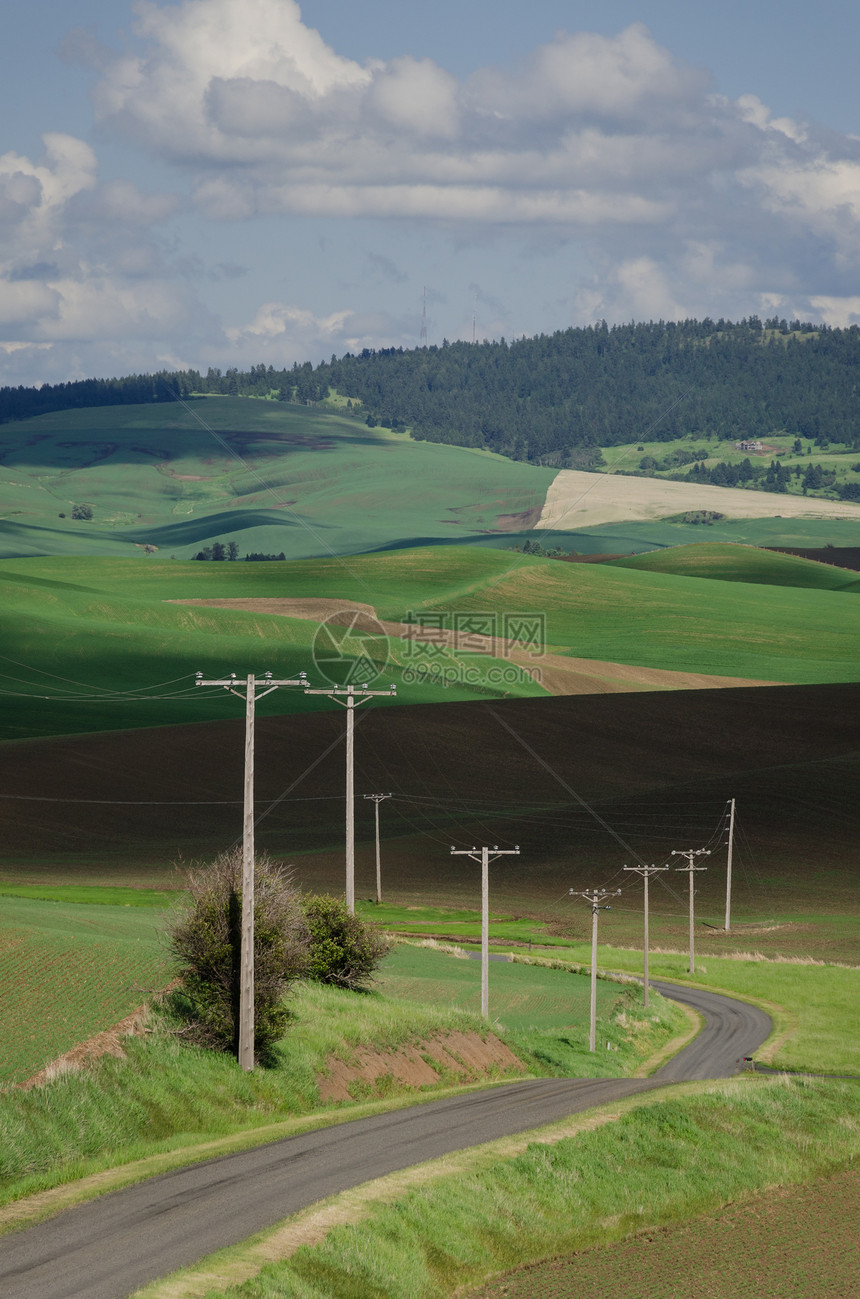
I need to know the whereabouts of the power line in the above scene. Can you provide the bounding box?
[195,669,308,1072]
[485,704,649,866]
[0,793,343,806]
[569,887,621,1051]
[671,848,710,974]
[303,681,397,913]
[363,793,392,904]
[451,843,520,1019]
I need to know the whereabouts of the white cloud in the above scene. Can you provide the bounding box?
[28,276,198,343]
[223,300,416,365]
[368,57,460,139]
[227,301,353,343]
[0,133,98,210]
[87,5,733,227]
[8,2,860,382]
[808,295,860,326]
[92,0,369,161]
[0,281,61,329]
[740,158,860,253]
[71,178,181,225]
[81,0,860,334]
[467,23,707,122]
[735,94,807,143]
[0,134,207,360]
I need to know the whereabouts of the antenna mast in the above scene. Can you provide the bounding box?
[420,285,428,347]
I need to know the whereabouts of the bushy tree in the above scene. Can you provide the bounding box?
[301,894,390,991]
[167,851,308,1059]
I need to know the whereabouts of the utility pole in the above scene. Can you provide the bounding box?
[303,683,396,913]
[672,848,710,975]
[450,845,520,1019]
[363,792,392,904]
[195,670,307,1071]
[623,864,669,1008]
[569,887,620,1051]
[724,798,736,932]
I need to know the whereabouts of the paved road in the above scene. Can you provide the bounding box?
[0,982,771,1299]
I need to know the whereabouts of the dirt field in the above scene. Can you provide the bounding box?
[469,1166,860,1299]
[1,684,858,960]
[537,470,860,529]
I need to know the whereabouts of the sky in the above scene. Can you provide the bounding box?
[2,0,860,385]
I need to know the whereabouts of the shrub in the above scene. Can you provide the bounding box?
[302,894,390,991]
[71,503,93,520]
[166,851,308,1060]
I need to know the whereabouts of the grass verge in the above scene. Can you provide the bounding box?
[140,1075,860,1299]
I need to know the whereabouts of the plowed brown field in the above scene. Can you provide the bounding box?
[2,683,859,963]
[469,1167,860,1299]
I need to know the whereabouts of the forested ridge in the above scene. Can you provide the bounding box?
[2,318,859,465]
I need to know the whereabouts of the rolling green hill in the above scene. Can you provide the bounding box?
[0,398,554,561]
[5,396,860,565]
[1,543,859,743]
[609,542,860,591]
[568,515,860,555]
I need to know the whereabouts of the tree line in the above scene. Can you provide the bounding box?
[3,318,860,465]
[318,318,860,462]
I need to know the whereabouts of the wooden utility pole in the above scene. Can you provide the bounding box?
[570,888,620,1050]
[725,798,736,932]
[303,683,396,913]
[450,845,520,1018]
[623,864,669,1007]
[363,793,392,904]
[672,848,710,975]
[195,671,307,1071]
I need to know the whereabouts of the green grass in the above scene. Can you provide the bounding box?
[203,1076,860,1299]
[356,903,557,948]
[1,542,859,742]
[572,515,860,552]
[406,547,860,684]
[0,398,554,561]
[412,937,860,1075]
[0,896,173,1084]
[0,549,554,740]
[378,944,676,1077]
[609,542,860,591]
[0,885,180,907]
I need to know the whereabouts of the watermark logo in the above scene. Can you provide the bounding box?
[311,610,391,687]
[400,661,543,689]
[399,610,546,689]
[311,606,548,691]
[401,610,546,660]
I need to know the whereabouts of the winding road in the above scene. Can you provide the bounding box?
[0,982,771,1299]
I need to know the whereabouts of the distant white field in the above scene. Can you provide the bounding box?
[536,470,860,530]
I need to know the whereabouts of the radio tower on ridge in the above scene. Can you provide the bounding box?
[420,285,428,347]
[472,289,477,344]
